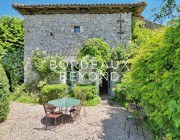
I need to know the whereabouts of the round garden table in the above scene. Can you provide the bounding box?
[48,97,80,108]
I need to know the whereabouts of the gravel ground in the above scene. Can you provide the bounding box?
[0,101,150,140]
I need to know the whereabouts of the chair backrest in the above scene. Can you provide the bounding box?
[137,106,145,119]
[43,103,55,115]
[78,92,86,102]
[128,103,137,113]
[42,96,49,103]
[76,104,82,115]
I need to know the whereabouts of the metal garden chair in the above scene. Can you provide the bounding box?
[124,103,146,139]
[43,103,63,130]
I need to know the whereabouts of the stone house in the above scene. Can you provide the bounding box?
[12,2,146,96]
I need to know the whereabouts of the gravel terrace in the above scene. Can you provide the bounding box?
[0,100,150,140]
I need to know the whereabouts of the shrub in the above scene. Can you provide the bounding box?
[111,43,127,61]
[78,38,111,62]
[112,82,127,107]
[25,79,41,93]
[72,85,98,100]
[31,51,64,83]
[78,38,111,75]
[84,96,101,106]
[10,84,28,101]
[40,84,68,102]
[31,51,65,92]
[15,95,37,104]
[0,64,10,122]
[123,19,180,139]
[2,50,24,91]
[10,84,39,104]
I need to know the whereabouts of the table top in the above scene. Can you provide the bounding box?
[48,97,80,107]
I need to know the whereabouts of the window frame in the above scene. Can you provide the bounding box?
[74,26,81,33]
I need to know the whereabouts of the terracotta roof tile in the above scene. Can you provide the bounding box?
[12,2,147,16]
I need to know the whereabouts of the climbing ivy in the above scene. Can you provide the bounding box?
[78,38,111,76]
[31,51,65,89]
[125,19,180,139]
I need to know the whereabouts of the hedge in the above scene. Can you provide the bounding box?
[40,84,68,102]
[0,64,10,122]
[72,85,98,100]
[84,96,101,106]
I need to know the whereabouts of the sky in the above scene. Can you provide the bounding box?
[0,0,179,23]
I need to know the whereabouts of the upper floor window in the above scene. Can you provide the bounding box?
[74,26,80,33]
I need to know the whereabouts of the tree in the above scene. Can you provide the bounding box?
[0,16,24,52]
[0,16,24,91]
[153,0,180,23]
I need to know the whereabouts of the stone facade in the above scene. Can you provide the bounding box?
[24,13,132,82]
[134,17,163,30]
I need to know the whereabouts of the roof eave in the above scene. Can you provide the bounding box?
[12,2,147,16]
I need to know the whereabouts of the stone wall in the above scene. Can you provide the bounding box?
[143,19,163,29]
[134,17,163,30]
[24,13,132,82]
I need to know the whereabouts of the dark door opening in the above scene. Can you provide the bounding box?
[100,73,109,95]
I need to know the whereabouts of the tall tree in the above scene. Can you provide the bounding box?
[0,16,24,91]
[153,0,180,23]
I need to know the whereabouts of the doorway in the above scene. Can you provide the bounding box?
[100,72,109,95]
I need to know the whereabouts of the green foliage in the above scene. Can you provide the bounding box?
[78,38,111,83]
[40,84,68,102]
[0,16,24,91]
[10,84,28,101]
[122,19,180,139]
[10,84,39,104]
[15,95,37,104]
[84,96,101,106]
[79,38,111,62]
[78,38,111,72]
[0,16,24,52]
[66,65,71,86]
[31,51,63,80]
[111,44,127,61]
[153,0,179,23]
[111,43,130,76]
[2,50,24,91]
[0,47,5,60]
[0,64,10,122]
[112,82,127,107]
[113,19,179,139]
[31,51,64,91]
[72,85,98,100]
[25,79,40,93]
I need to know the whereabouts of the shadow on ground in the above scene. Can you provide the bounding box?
[35,114,74,131]
[99,99,150,140]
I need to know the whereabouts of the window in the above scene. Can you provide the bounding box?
[74,26,80,33]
